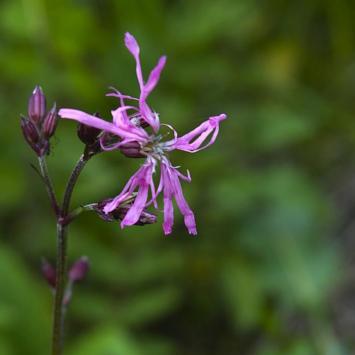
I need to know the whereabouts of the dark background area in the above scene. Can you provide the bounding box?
[0,0,355,354]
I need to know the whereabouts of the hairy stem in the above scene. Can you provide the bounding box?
[51,153,90,355]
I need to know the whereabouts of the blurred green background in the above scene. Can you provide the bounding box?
[0,0,354,354]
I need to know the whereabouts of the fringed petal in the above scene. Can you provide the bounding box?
[166,113,227,153]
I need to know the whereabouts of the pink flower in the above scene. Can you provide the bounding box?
[59,33,227,235]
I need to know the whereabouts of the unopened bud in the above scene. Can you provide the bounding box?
[28,86,46,124]
[77,113,102,145]
[21,116,40,150]
[69,256,89,282]
[42,104,58,138]
[119,141,145,158]
[41,258,56,288]
[77,124,102,145]
[94,199,157,225]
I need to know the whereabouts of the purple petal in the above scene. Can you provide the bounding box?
[166,113,227,153]
[163,196,174,235]
[160,160,197,235]
[59,108,149,142]
[142,56,167,101]
[167,164,197,235]
[124,32,144,89]
[139,101,160,132]
[121,183,149,228]
[161,164,174,235]
[102,164,149,214]
[107,89,139,102]
[173,179,197,235]
[124,33,139,55]
[104,161,155,221]
[103,191,132,214]
[111,106,148,139]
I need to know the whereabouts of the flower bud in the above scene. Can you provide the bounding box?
[77,113,102,145]
[41,258,56,288]
[42,103,58,139]
[69,256,89,282]
[28,85,46,124]
[119,141,145,158]
[21,116,40,151]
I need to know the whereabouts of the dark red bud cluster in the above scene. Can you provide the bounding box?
[21,86,58,156]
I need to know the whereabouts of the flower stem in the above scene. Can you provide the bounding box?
[38,156,60,216]
[62,155,88,216]
[52,222,67,355]
[51,153,90,355]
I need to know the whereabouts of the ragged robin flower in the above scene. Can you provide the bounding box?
[59,33,226,235]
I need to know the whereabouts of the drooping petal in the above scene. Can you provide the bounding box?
[121,182,149,228]
[59,109,147,142]
[102,163,152,214]
[103,177,137,213]
[103,160,155,228]
[160,163,174,234]
[163,196,174,235]
[173,177,197,235]
[160,159,197,235]
[165,113,227,153]
[124,32,144,90]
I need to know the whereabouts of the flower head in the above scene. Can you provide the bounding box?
[59,33,227,235]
